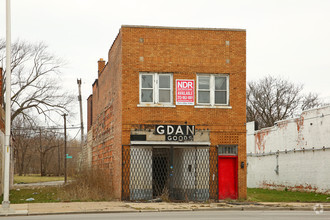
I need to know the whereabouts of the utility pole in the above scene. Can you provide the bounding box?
[57,141,61,176]
[39,128,42,176]
[77,79,84,148]
[2,0,12,210]
[63,114,67,183]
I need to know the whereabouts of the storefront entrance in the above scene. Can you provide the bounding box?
[152,148,170,197]
[126,146,210,201]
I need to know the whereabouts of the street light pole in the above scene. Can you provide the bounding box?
[2,0,12,209]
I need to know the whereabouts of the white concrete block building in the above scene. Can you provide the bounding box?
[247,105,330,193]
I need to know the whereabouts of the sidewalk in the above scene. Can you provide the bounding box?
[13,181,65,188]
[1,201,330,216]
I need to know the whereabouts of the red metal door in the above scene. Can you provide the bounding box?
[218,156,238,200]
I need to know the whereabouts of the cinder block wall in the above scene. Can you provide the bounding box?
[88,26,247,199]
[247,106,330,193]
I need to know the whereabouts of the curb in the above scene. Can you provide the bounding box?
[0,210,140,217]
[0,210,28,217]
[1,205,329,216]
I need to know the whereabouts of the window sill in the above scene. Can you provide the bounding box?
[137,104,176,108]
[194,105,232,109]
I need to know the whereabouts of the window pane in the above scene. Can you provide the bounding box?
[141,89,153,102]
[198,91,210,103]
[159,90,170,102]
[218,145,237,155]
[159,75,170,88]
[215,77,227,90]
[215,91,227,104]
[141,75,153,88]
[198,77,210,89]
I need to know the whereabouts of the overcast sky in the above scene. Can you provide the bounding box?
[0,0,330,135]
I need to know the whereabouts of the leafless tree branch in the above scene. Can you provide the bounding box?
[246,75,322,129]
[0,39,74,125]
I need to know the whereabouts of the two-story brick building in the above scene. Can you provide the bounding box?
[86,25,247,201]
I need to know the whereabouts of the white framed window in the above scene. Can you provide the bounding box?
[197,74,229,106]
[139,72,173,105]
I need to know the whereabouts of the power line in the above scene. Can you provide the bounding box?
[12,126,81,131]
[72,128,81,140]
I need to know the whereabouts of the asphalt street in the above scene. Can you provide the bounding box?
[1,211,329,220]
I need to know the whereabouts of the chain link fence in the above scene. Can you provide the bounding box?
[122,145,218,202]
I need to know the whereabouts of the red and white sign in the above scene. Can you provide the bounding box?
[176,79,194,105]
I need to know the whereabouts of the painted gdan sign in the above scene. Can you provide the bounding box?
[155,125,195,142]
[176,79,194,105]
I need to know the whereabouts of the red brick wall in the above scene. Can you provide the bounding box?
[90,32,123,199]
[87,95,93,131]
[0,67,2,106]
[98,59,106,77]
[89,26,246,199]
[120,26,246,199]
[91,79,98,125]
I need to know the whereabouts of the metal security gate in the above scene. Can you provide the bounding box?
[152,148,170,198]
[122,145,219,202]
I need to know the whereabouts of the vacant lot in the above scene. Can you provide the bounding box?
[14,174,64,184]
[3,187,60,203]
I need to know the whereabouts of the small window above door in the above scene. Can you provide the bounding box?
[217,145,238,155]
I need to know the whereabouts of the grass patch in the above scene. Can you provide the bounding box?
[248,188,330,203]
[7,181,330,204]
[14,174,64,184]
[1,187,60,204]
[2,168,114,204]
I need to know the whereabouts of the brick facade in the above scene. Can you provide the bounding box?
[87,26,246,200]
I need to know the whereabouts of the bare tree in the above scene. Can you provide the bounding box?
[37,129,60,176]
[1,39,74,178]
[247,75,322,129]
[13,119,63,176]
[0,39,74,125]
[301,92,321,111]
[12,116,37,176]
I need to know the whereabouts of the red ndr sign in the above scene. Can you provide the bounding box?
[176,80,194,105]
